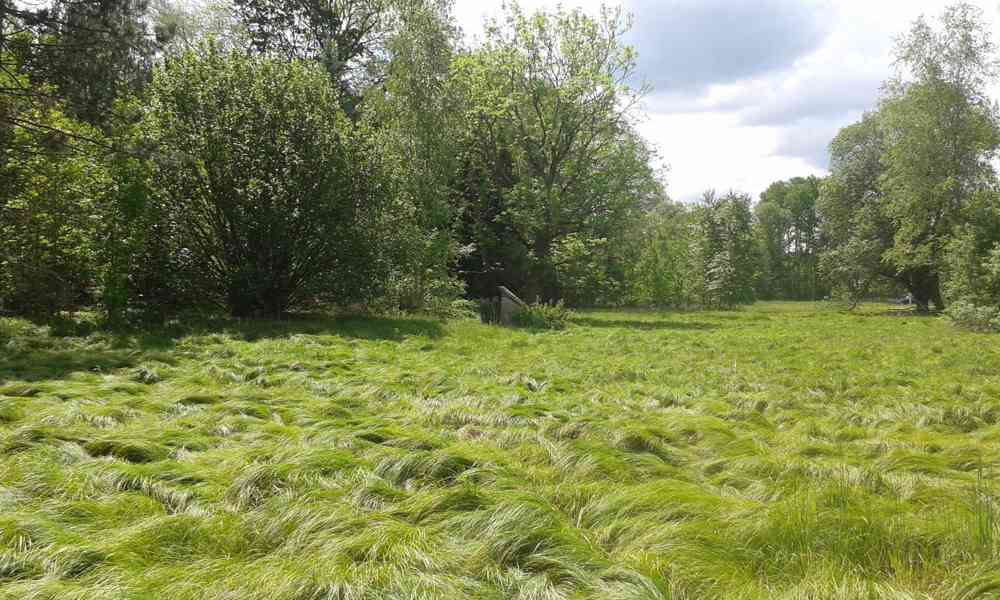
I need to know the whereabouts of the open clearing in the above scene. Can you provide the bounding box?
[1,303,999,599]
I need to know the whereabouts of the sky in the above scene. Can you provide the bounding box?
[452,0,1000,202]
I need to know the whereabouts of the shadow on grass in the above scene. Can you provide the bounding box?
[570,316,716,331]
[845,307,942,318]
[114,313,446,344]
[0,345,139,383]
[0,312,445,383]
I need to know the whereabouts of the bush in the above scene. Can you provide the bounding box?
[377,269,468,318]
[140,46,385,318]
[0,318,37,338]
[945,301,1000,332]
[512,301,572,330]
[428,298,479,321]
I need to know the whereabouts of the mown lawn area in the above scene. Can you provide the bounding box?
[1,303,999,599]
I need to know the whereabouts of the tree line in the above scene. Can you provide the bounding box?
[1,1,998,326]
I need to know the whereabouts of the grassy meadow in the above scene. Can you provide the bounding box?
[1,303,999,599]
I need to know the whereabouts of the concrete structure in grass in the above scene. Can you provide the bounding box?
[480,286,526,325]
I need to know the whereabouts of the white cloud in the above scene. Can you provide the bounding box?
[453,0,1000,201]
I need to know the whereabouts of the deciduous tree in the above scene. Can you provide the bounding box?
[451,4,651,301]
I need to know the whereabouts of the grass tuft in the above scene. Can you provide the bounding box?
[83,439,169,463]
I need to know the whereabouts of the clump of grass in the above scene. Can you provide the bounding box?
[83,439,170,463]
[375,449,478,486]
[0,552,43,581]
[612,427,680,464]
[0,402,22,424]
[178,394,221,406]
[512,300,573,330]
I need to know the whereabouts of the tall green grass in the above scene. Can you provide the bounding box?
[1,303,998,598]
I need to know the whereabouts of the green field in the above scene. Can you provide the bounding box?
[1,303,999,599]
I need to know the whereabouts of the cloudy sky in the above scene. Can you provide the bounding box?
[453,0,1000,201]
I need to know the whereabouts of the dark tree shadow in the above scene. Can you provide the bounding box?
[709,314,747,321]
[570,316,716,331]
[844,307,942,318]
[124,313,446,344]
[302,315,446,341]
[0,313,445,383]
[0,345,139,383]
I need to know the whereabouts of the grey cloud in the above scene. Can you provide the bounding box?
[641,68,877,127]
[740,70,881,127]
[639,86,750,115]
[626,0,832,94]
[771,115,859,169]
[773,134,829,169]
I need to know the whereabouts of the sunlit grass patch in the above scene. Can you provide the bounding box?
[1,302,999,598]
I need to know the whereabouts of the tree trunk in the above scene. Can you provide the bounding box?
[531,235,560,303]
[909,271,943,313]
[931,280,945,311]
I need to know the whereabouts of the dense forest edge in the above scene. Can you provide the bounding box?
[2,1,1000,329]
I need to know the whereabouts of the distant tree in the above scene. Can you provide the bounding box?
[364,0,465,311]
[623,199,695,308]
[551,234,620,307]
[819,112,899,306]
[150,0,248,54]
[943,197,1000,307]
[139,46,386,317]
[755,176,825,300]
[880,3,1000,310]
[694,191,757,308]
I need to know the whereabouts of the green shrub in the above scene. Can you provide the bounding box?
[141,46,386,318]
[429,298,479,320]
[946,301,1000,332]
[0,318,37,338]
[512,301,572,330]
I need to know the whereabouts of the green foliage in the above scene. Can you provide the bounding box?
[6,0,156,129]
[99,131,184,324]
[621,192,761,310]
[944,221,1000,307]
[365,1,465,314]
[511,300,572,330]
[139,46,386,317]
[231,0,392,96]
[622,200,697,308]
[551,235,620,307]
[450,4,659,302]
[821,4,1000,313]
[755,176,825,300]
[693,191,758,308]
[946,300,1000,332]
[0,66,109,317]
[376,277,474,321]
[940,189,1000,327]
[151,0,249,56]
[819,112,898,305]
